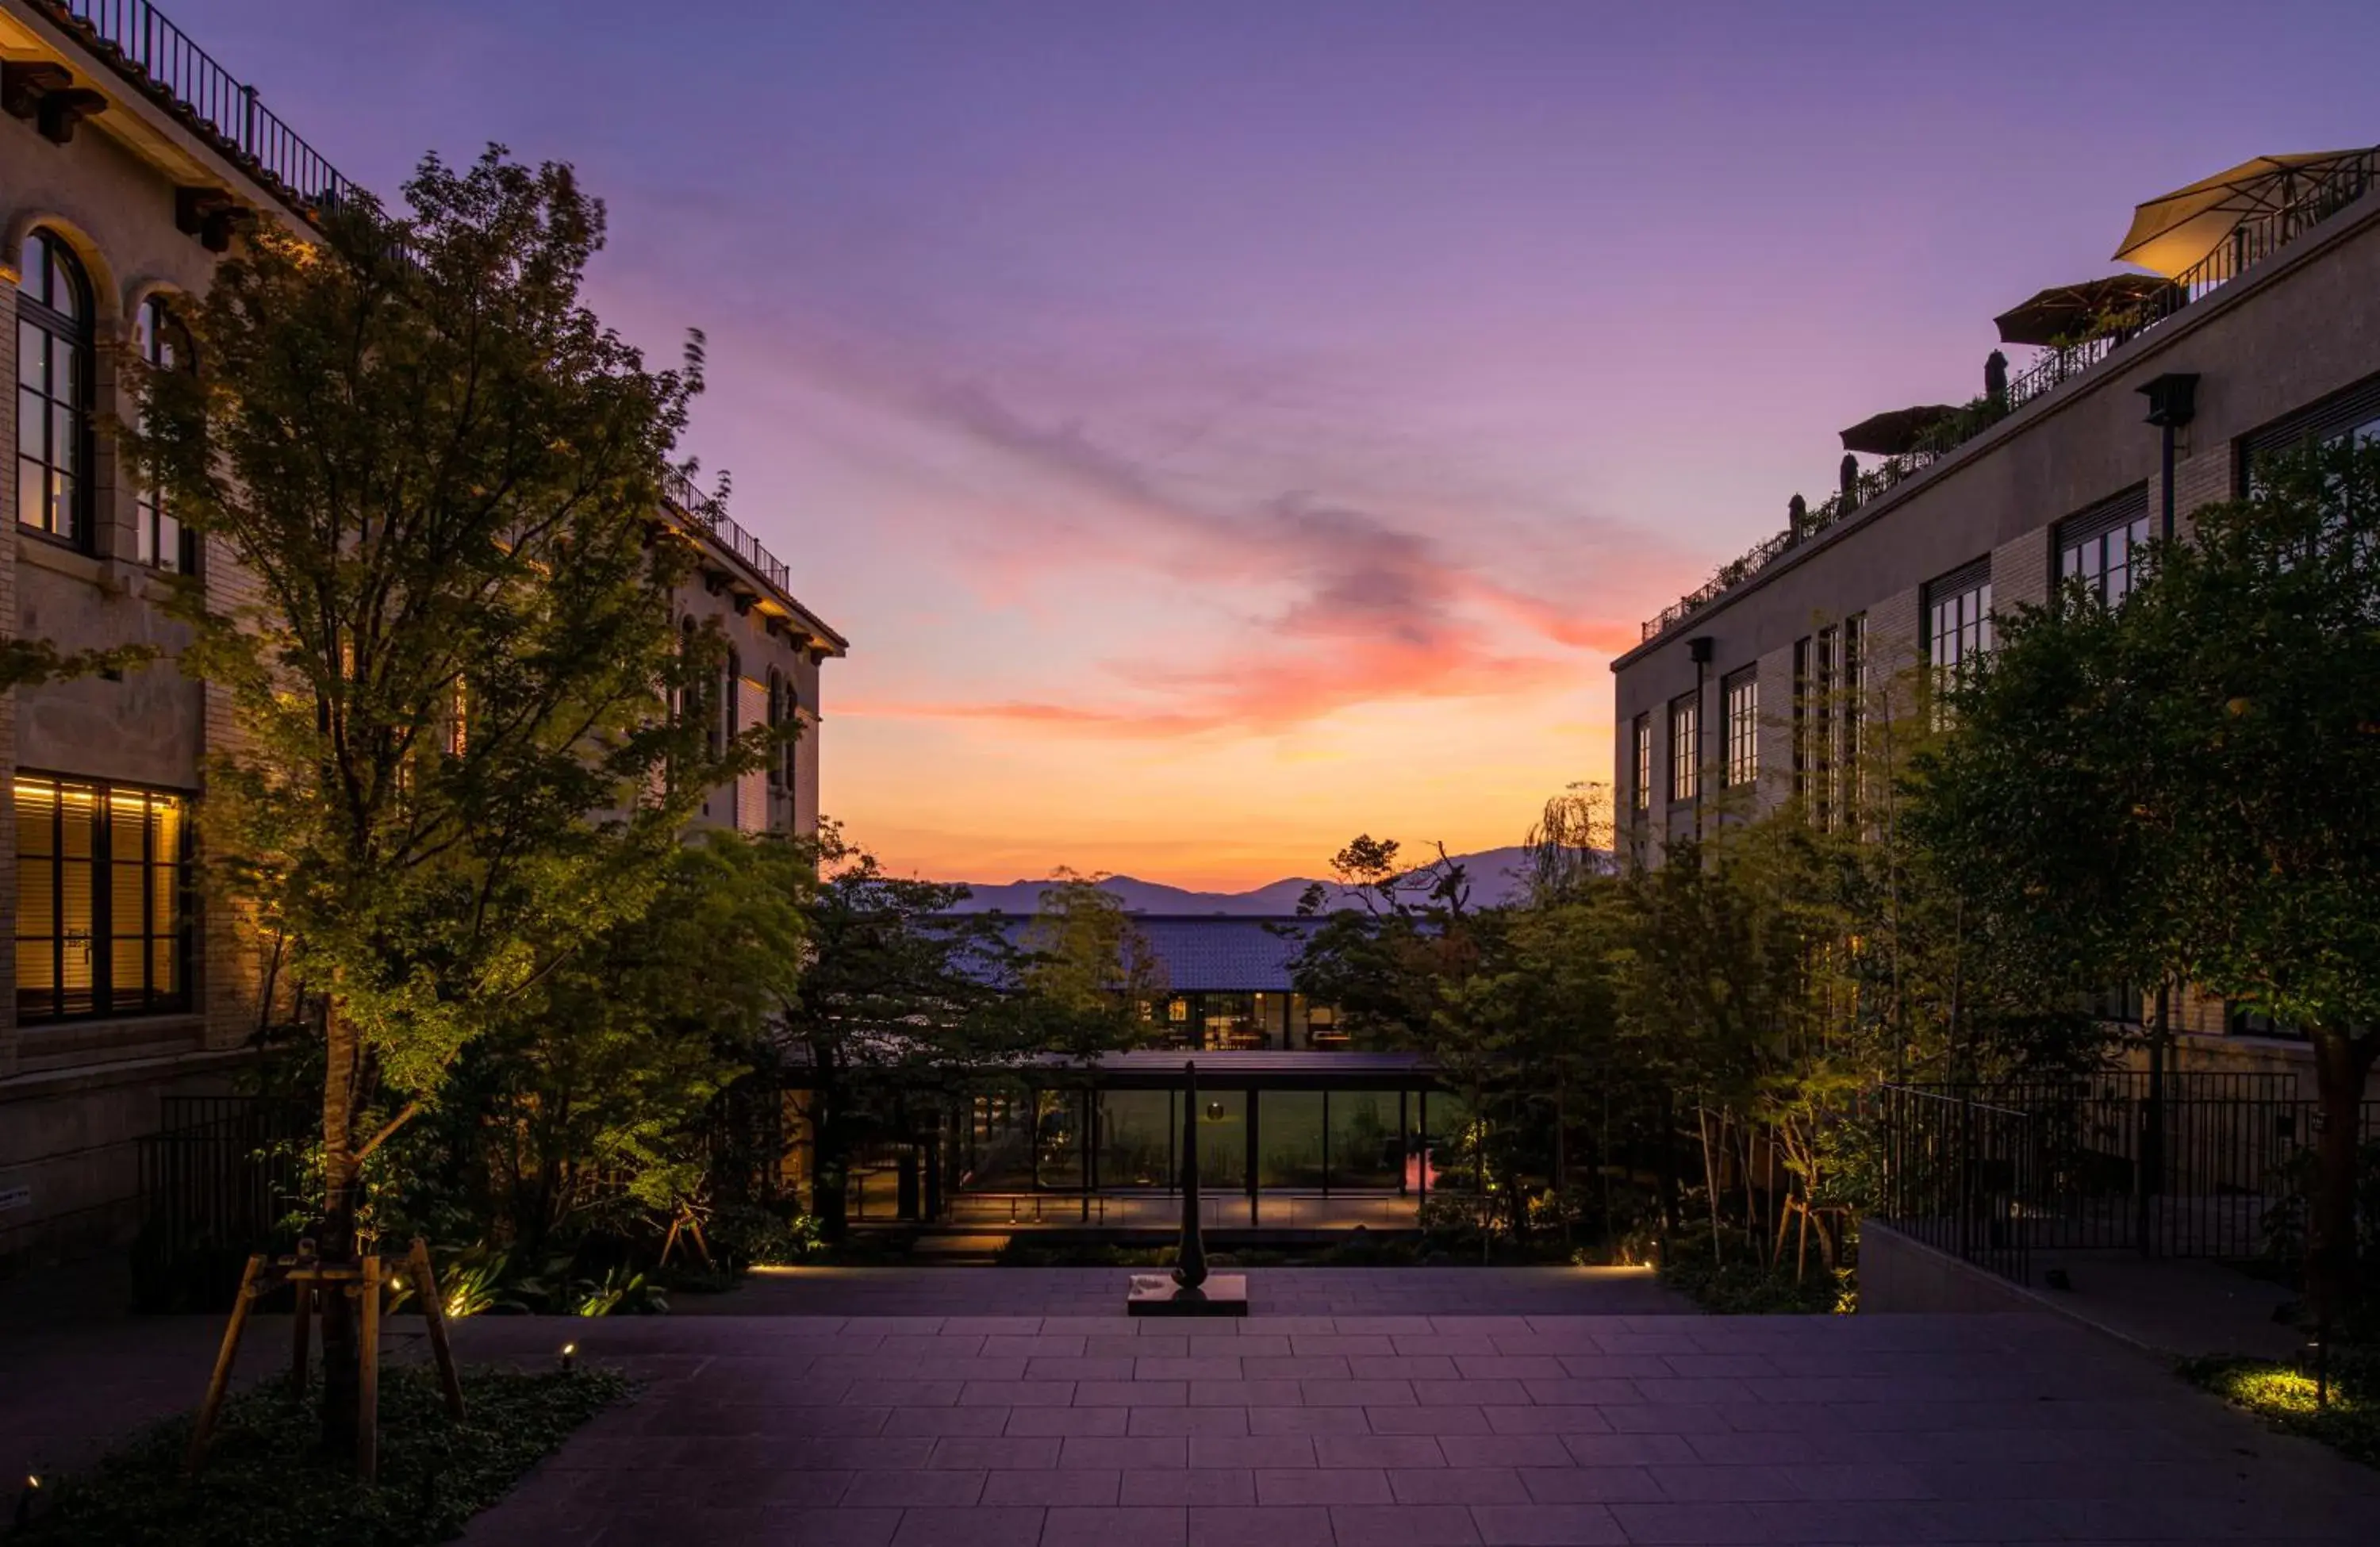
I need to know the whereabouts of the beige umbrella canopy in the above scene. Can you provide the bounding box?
[2113,149,2373,277]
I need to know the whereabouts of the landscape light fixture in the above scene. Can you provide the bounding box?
[560,1342,578,1373]
[14,1475,39,1530]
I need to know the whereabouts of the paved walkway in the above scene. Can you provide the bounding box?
[448,1273,2380,1545]
[685,1267,1695,1319]
[10,1265,2380,1544]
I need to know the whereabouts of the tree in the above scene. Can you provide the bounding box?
[126,148,759,1446]
[1917,435,2380,1322]
[780,824,1022,1238]
[1019,869,1167,1058]
[378,831,809,1265]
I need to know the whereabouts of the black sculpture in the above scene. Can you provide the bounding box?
[1173,1059,1207,1290]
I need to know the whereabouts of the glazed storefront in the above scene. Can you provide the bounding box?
[954,1050,1468,1224]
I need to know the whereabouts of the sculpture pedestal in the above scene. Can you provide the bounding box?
[1127,1273,1249,1318]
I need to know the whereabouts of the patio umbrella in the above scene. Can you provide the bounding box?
[2113,150,2370,277]
[1994,275,2173,347]
[1840,405,1959,457]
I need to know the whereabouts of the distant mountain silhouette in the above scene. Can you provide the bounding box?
[946,845,1545,915]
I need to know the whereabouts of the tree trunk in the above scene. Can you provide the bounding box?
[2306,1029,2378,1331]
[319,998,363,1457]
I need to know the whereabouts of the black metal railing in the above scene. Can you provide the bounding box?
[132,1093,310,1311]
[36,1,359,212]
[1641,145,2380,643]
[1875,1074,2380,1284]
[666,467,797,601]
[1873,1084,2040,1284]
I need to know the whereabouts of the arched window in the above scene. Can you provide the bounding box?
[132,294,190,570]
[716,647,738,758]
[781,678,799,794]
[766,670,785,789]
[17,231,92,547]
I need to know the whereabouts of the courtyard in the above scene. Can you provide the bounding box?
[447,1267,2380,1545]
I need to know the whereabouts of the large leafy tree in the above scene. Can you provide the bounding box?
[1917,436,2380,1320]
[128,148,759,1435]
[781,826,1023,1238]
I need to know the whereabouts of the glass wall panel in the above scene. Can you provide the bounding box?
[1035,1090,1084,1189]
[1192,1089,1246,1192]
[1259,1092,1325,1188]
[1327,1091,1402,1189]
[1427,1089,1480,1194]
[1100,1091,1175,1188]
[964,1094,1036,1191]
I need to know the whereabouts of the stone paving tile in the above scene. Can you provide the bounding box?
[1185,1504,1334,1546]
[1006,1405,1130,1435]
[1123,1468,1257,1506]
[1040,1505,1188,1547]
[1330,1501,1485,1544]
[1468,1502,1630,1544]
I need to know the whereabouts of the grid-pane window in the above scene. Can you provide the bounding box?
[1841,612,1867,820]
[1668,693,1699,804]
[17,232,90,547]
[1722,670,1758,789]
[1630,714,1650,813]
[132,294,190,570]
[2059,491,2152,610]
[1926,568,1993,677]
[15,776,190,1022]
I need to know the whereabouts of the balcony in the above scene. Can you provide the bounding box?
[1638,145,2380,644]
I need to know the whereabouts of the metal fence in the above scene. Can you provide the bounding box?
[1875,1074,2380,1284]
[132,1094,310,1309]
[38,1,359,209]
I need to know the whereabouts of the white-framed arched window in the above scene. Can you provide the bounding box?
[766,669,785,789]
[131,293,191,570]
[17,230,92,548]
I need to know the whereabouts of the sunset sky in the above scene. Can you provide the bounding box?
[183,0,2380,887]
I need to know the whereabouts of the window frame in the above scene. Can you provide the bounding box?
[1629,713,1650,815]
[1667,692,1700,806]
[1924,561,1994,685]
[2056,486,2152,611]
[14,774,194,1023]
[17,230,94,551]
[131,293,194,572]
[1720,667,1759,790]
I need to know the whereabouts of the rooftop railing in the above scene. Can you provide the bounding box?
[37,0,360,213]
[34,4,808,626]
[1639,147,2380,643]
[666,467,797,603]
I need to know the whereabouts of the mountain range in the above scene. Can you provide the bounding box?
[944,846,1541,915]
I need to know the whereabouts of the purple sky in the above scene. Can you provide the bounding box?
[175,0,2380,885]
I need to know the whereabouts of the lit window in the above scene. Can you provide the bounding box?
[17,232,91,547]
[1668,693,1699,804]
[1630,715,1650,813]
[1722,669,1759,789]
[132,294,190,570]
[15,777,190,1022]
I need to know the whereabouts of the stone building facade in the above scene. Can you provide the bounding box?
[1611,152,2380,1092]
[0,0,841,1267]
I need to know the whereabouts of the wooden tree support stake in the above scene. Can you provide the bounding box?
[357,1254,382,1484]
[186,1253,265,1477]
[407,1237,466,1419]
[288,1280,314,1399]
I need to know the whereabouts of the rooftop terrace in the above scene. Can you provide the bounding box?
[1639,145,2380,643]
